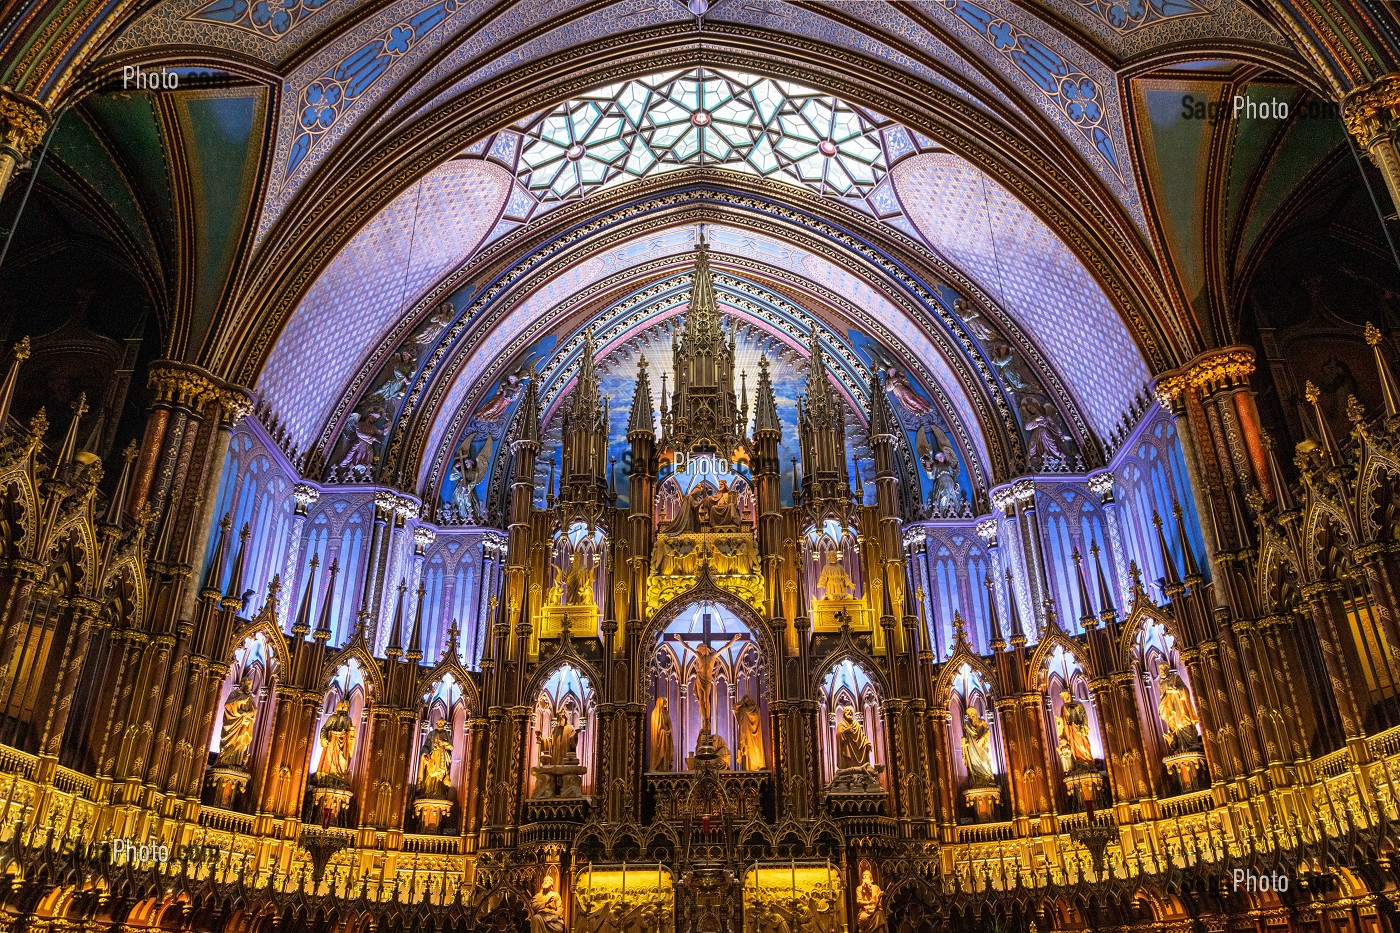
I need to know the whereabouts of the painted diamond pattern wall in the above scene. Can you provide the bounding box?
[258,159,511,454]
[892,152,1149,438]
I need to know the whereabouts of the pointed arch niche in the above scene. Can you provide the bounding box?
[410,671,472,825]
[817,659,887,789]
[649,600,765,772]
[1131,618,1207,794]
[947,662,1008,822]
[1040,645,1107,812]
[310,659,373,796]
[527,664,597,797]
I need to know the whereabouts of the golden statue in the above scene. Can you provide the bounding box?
[836,705,874,770]
[855,870,887,933]
[651,696,674,771]
[961,706,995,786]
[546,567,565,607]
[529,875,568,933]
[817,551,855,599]
[216,676,257,769]
[1056,691,1095,773]
[1157,663,1200,751]
[416,718,454,798]
[734,694,764,770]
[565,553,597,607]
[709,479,744,528]
[537,709,582,765]
[319,700,355,782]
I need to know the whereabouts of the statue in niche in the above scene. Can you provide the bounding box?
[650,697,674,772]
[830,705,883,792]
[1056,691,1095,774]
[961,706,995,787]
[854,870,887,933]
[537,709,582,766]
[546,568,565,607]
[529,875,568,933]
[416,718,454,799]
[318,700,355,784]
[1157,663,1202,752]
[663,486,707,535]
[817,551,856,600]
[216,676,257,769]
[709,480,744,529]
[734,694,764,770]
[836,706,875,771]
[564,553,597,607]
[669,633,743,733]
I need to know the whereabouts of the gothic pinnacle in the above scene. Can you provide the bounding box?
[628,354,655,437]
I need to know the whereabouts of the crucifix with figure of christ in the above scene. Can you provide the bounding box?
[669,610,747,733]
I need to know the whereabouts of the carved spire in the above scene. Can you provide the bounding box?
[314,559,340,641]
[628,354,655,437]
[1004,569,1026,645]
[560,331,609,501]
[1174,502,1201,578]
[224,523,252,606]
[753,354,781,438]
[55,392,88,470]
[797,330,850,503]
[386,579,408,658]
[0,337,28,431]
[667,228,743,453]
[984,571,1005,649]
[203,514,231,593]
[1153,511,1182,588]
[293,553,320,636]
[105,440,139,525]
[866,369,897,441]
[1366,323,1400,418]
[407,580,427,661]
[1303,380,1340,462]
[1072,547,1095,626]
[514,366,540,448]
[1091,541,1116,621]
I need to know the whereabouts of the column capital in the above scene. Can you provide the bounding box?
[1153,346,1256,408]
[0,88,49,162]
[1342,75,1400,148]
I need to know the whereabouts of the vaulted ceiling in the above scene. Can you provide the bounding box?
[1,0,1396,509]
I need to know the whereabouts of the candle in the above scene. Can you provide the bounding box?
[587,864,593,898]
[622,861,627,903]
[790,857,796,901]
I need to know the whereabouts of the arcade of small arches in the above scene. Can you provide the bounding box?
[8,1,1400,931]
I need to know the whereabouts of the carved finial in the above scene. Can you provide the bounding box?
[1304,381,1320,404]
[12,337,30,362]
[1347,395,1367,423]
[1367,322,1385,346]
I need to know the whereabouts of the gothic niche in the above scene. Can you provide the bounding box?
[649,602,765,772]
[818,659,886,795]
[804,519,863,631]
[528,664,595,799]
[1133,619,1205,792]
[1042,646,1107,811]
[948,663,1005,823]
[649,454,761,613]
[413,671,470,833]
[207,632,279,809]
[310,658,371,825]
[542,522,606,638]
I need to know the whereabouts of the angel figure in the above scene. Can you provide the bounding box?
[450,434,492,521]
[883,366,931,416]
[335,411,382,478]
[472,373,525,423]
[413,302,454,346]
[917,425,966,516]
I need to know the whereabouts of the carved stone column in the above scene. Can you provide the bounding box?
[1344,75,1400,215]
[0,88,48,202]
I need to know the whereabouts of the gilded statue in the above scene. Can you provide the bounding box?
[663,486,707,535]
[651,696,674,771]
[709,480,744,528]
[836,705,874,771]
[538,709,583,766]
[529,875,568,933]
[961,705,995,787]
[1157,663,1201,752]
[546,567,565,607]
[734,694,764,770]
[565,553,597,607]
[669,633,742,732]
[816,551,855,600]
[416,718,454,798]
[319,700,355,783]
[1056,691,1095,773]
[855,870,887,933]
[217,676,257,769]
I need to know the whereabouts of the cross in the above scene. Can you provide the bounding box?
[670,609,747,653]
